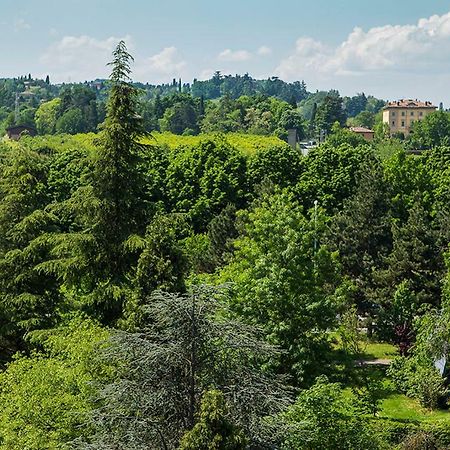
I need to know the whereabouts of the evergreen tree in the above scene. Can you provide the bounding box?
[75,286,291,449]
[0,147,60,357]
[325,159,392,312]
[375,198,443,312]
[41,41,148,323]
[179,390,247,450]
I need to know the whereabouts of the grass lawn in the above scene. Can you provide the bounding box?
[381,393,450,423]
[360,341,398,360]
[336,338,450,425]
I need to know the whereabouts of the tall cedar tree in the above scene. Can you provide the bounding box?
[75,286,291,450]
[93,40,146,276]
[41,41,147,324]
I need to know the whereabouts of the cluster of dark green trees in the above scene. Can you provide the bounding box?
[1,42,450,449]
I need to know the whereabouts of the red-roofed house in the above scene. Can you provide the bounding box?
[349,126,374,141]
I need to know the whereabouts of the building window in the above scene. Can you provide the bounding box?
[392,121,395,126]
[401,121,405,127]
[402,111,405,116]
[419,112,423,117]
[392,112,396,117]
[410,111,414,116]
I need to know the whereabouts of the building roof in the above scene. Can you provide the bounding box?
[6,125,36,132]
[384,99,437,109]
[349,126,374,133]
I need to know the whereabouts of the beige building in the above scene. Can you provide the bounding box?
[383,99,437,136]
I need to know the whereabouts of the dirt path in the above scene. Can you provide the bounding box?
[356,358,392,366]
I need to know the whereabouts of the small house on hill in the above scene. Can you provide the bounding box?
[349,126,374,141]
[6,125,37,141]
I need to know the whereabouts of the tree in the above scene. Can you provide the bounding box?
[164,138,247,231]
[75,286,291,450]
[179,390,247,450]
[56,108,87,134]
[41,41,148,324]
[247,142,303,191]
[325,159,392,312]
[282,375,384,449]
[375,199,443,314]
[277,108,305,139]
[315,94,347,134]
[218,189,341,384]
[35,98,61,134]
[0,147,60,357]
[295,142,371,212]
[0,316,109,449]
[408,111,450,149]
[159,100,199,134]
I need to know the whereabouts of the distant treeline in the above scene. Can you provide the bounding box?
[0,73,386,140]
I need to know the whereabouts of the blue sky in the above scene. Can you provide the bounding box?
[2,0,450,103]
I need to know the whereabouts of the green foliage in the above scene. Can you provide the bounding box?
[325,159,392,310]
[247,142,303,189]
[408,111,450,150]
[0,316,109,449]
[134,213,188,295]
[315,94,347,134]
[179,390,247,450]
[376,199,442,312]
[159,94,200,135]
[41,41,148,324]
[76,286,291,449]
[326,122,368,148]
[218,189,342,383]
[35,98,61,135]
[282,375,384,449]
[296,142,373,211]
[388,305,450,409]
[0,146,61,356]
[163,138,247,231]
[56,108,87,134]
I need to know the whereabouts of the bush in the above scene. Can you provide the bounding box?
[388,356,447,409]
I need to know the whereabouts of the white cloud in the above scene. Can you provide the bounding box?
[14,18,30,32]
[276,11,450,82]
[134,46,187,82]
[198,68,216,80]
[257,45,272,56]
[218,48,252,62]
[41,35,130,82]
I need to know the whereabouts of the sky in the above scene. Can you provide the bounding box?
[1,0,450,104]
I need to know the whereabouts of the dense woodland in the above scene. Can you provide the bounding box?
[2,42,450,449]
